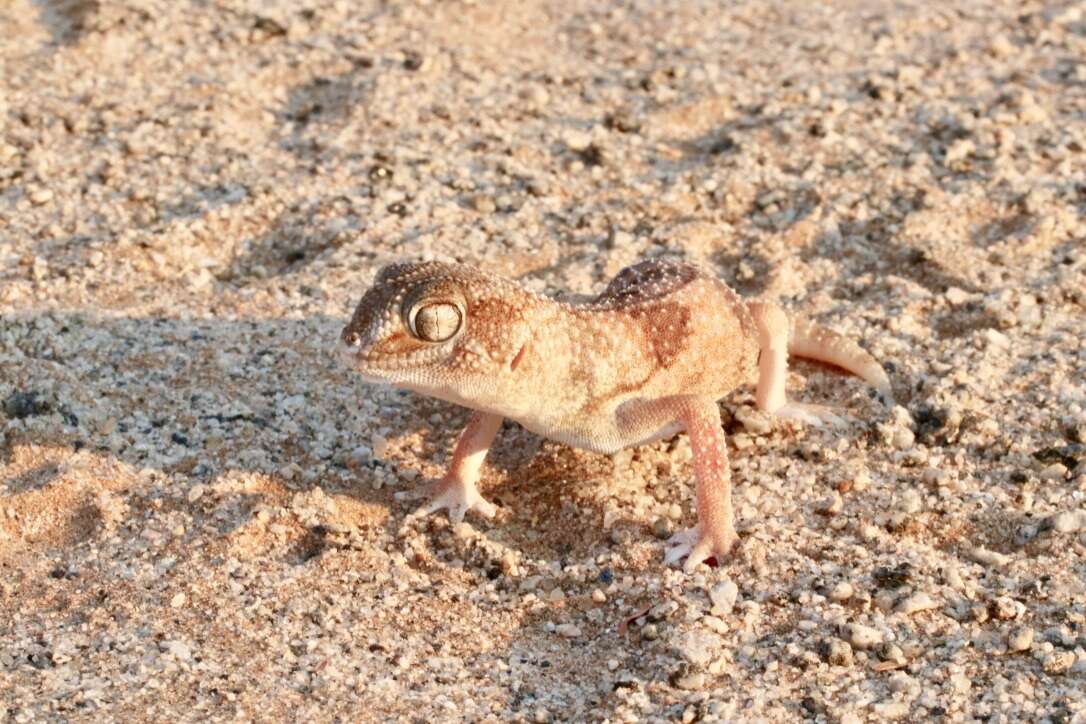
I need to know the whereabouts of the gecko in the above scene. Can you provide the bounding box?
[339,259,892,571]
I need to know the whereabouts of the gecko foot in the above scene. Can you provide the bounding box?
[415,478,497,524]
[663,525,738,572]
[771,402,846,427]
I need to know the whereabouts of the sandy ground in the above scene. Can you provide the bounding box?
[2,0,1085,721]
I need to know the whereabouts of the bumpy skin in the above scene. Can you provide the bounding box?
[340,259,892,571]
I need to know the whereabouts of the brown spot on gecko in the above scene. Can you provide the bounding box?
[637,301,692,368]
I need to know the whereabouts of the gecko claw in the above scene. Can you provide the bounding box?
[664,526,737,572]
[771,402,846,427]
[416,479,497,523]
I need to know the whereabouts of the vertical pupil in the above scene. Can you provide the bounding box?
[417,304,458,340]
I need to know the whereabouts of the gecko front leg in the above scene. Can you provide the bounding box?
[663,397,739,571]
[417,410,502,523]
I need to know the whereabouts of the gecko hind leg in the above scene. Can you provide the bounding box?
[748,301,845,427]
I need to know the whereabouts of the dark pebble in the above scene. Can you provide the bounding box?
[576,143,605,167]
[3,391,51,419]
[402,51,424,71]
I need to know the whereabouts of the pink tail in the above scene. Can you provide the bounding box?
[789,317,893,402]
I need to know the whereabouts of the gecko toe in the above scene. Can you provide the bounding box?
[416,480,496,523]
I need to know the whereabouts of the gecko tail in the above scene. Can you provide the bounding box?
[788,317,894,403]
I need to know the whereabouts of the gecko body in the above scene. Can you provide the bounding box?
[340,259,892,570]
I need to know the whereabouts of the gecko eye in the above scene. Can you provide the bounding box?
[408,302,462,342]
[344,332,361,348]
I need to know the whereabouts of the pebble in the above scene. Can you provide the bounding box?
[735,406,772,435]
[892,428,915,450]
[471,194,497,214]
[555,624,582,638]
[1043,651,1075,674]
[829,582,854,602]
[161,640,192,661]
[872,699,910,719]
[169,593,187,608]
[1006,626,1034,652]
[879,643,905,665]
[845,623,883,650]
[896,490,922,515]
[675,631,718,666]
[671,667,706,690]
[1043,510,1085,533]
[708,579,738,615]
[989,596,1024,621]
[816,492,843,515]
[894,592,937,615]
[29,187,53,205]
[968,547,1011,567]
[652,517,672,539]
[701,615,728,635]
[820,639,854,666]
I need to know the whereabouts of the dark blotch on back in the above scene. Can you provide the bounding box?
[593,259,700,308]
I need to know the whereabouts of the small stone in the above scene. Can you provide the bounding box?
[3,391,50,419]
[1006,626,1034,652]
[652,517,672,540]
[187,485,206,503]
[670,666,705,690]
[470,194,497,214]
[816,492,843,515]
[29,187,54,205]
[735,406,772,435]
[896,490,922,515]
[895,592,937,615]
[675,630,718,666]
[591,589,607,604]
[606,658,619,671]
[968,547,1011,567]
[945,287,972,305]
[604,109,641,134]
[161,640,191,661]
[845,623,883,650]
[701,615,728,634]
[555,623,581,638]
[708,579,738,615]
[879,643,906,664]
[641,624,659,641]
[1043,650,1075,674]
[819,639,854,666]
[984,328,1010,350]
[1040,463,1068,480]
[989,596,1024,621]
[402,50,425,71]
[892,428,915,450]
[829,581,854,602]
[1043,510,1085,533]
[872,699,910,720]
[169,592,186,608]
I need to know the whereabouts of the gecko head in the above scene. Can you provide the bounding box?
[339,261,533,401]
